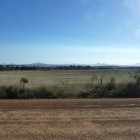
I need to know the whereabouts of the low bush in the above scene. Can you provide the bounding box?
[18,88,33,99]
[5,86,18,99]
[0,86,6,99]
[78,90,90,98]
[33,86,53,99]
[0,72,140,99]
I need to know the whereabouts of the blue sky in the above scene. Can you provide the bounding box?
[0,0,140,65]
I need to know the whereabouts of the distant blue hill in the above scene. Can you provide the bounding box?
[1,62,140,67]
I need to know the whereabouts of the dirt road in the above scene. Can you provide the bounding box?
[0,99,140,140]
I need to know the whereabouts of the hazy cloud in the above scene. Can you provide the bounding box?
[124,0,140,15]
[135,29,140,38]
[123,0,140,39]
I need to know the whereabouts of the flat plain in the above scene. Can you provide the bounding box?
[0,99,140,140]
[0,70,133,87]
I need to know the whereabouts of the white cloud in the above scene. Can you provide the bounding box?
[123,0,140,39]
[124,0,140,15]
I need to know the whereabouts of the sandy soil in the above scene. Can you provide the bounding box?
[0,99,140,140]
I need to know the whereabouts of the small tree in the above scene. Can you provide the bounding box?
[107,77,116,90]
[20,78,29,87]
[91,74,104,86]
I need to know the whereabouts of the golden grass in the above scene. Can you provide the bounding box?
[0,70,133,88]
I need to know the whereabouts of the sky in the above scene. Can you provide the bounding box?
[0,0,140,65]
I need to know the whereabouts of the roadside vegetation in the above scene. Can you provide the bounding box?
[0,70,139,99]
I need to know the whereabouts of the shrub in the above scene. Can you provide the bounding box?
[130,70,140,85]
[5,86,18,99]
[33,86,53,99]
[20,78,29,86]
[109,85,125,98]
[91,74,104,86]
[106,77,116,91]
[0,87,6,99]
[90,85,106,98]
[78,90,90,98]
[123,82,140,98]
[17,87,33,99]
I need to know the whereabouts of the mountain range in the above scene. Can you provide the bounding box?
[1,62,140,67]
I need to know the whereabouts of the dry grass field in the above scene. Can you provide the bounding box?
[0,99,140,140]
[0,70,133,87]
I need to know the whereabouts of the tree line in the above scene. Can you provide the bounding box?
[0,65,140,71]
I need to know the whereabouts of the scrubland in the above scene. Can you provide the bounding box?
[0,70,140,139]
[0,69,139,99]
